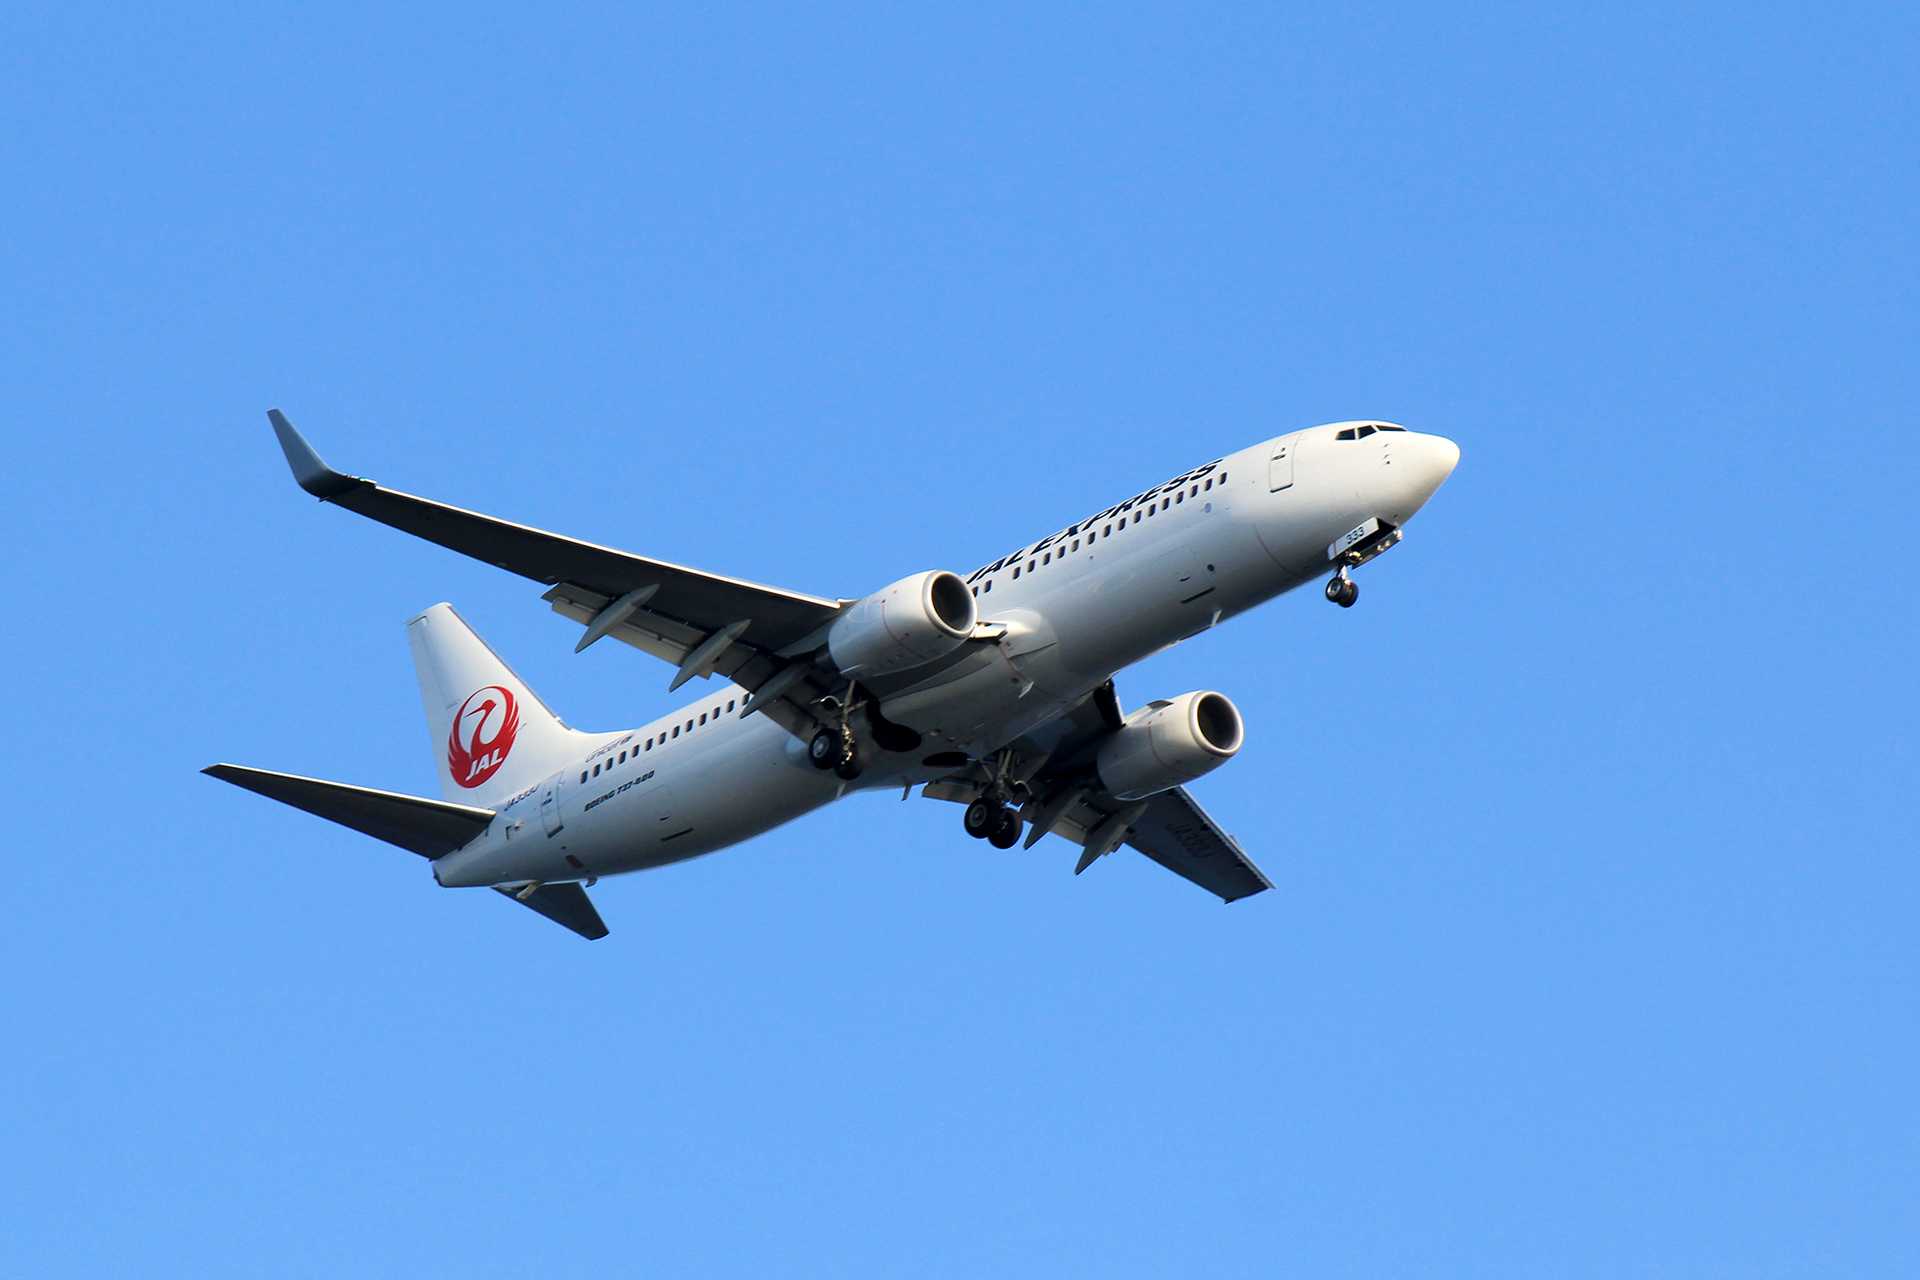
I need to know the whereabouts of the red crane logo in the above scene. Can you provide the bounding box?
[448,685,519,789]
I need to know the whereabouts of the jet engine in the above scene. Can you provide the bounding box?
[827,570,978,678]
[1095,690,1244,800]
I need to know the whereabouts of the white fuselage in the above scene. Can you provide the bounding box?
[433,422,1458,889]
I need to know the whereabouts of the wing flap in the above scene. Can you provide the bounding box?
[544,584,830,739]
[1122,786,1272,902]
[328,481,840,653]
[203,764,495,858]
[268,411,846,657]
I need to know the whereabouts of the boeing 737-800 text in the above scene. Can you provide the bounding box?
[206,413,1459,939]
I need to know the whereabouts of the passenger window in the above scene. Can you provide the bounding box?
[644,740,652,751]
[1190,485,1198,497]
[592,763,600,776]
[672,726,679,738]
[699,713,706,725]
[580,772,588,783]
[1012,567,1020,578]
[1162,498,1170,510]
[1175,492,1183,504]
[1133,512,1141,524]
[1220,472,1227,483]
[1071,539,1079,551]
[1147,506,1154,517]
[617,751,625,764]
[1204,479,1212,490]
[1028,560,1035,572]
[728,699,736,712]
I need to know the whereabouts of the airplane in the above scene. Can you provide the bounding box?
[206,412,1459,939]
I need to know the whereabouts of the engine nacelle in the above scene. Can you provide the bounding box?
[1095,690,1244,800]
[827,570,978,678]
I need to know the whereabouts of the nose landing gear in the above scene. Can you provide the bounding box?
[1323,518,1401,608]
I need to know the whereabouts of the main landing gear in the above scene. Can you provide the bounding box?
[961,749,1024,848]
[1326,567,1359,608]
[809,683,870,781]
[808,727,866,781]
[964,798,1023,848]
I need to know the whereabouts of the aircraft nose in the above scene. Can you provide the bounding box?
[1407,432,1460,498]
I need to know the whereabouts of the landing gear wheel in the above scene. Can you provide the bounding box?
[810,729,864,778]
[987,808,1022,849]
[1326,574,1358,607]
[833,739,866,781]
[964,799,998,839]
[808,729,840,770]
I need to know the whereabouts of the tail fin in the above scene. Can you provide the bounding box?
[408,603,584,807]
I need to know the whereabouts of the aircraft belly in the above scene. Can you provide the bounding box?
[1045,525,1257,673]
[436,717,838,885]
[586,723,839,876]
[880,641,1051,745]
[881,520,1290,753]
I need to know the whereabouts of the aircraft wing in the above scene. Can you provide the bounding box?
[268,411,848,662]
[1121,786,1272,903]
[923,680,1272,902]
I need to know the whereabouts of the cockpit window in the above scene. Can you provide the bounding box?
[1336,428,1355,440]
[1356,425,1376,438]
[1377,424,1406,431]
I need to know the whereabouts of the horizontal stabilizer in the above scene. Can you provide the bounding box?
[203,764,495,859]
[495,882,609,940]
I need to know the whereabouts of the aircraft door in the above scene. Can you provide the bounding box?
[540,774,565,836]
[1268,435,1297,491]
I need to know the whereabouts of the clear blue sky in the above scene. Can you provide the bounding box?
[3,3,1915,1276]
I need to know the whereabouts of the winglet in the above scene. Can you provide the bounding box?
[268,409,368,499]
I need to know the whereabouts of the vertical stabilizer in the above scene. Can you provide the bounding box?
[408,604,584,807]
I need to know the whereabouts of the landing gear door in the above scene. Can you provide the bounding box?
[540,774,565,837]
[1268,435,1297,492]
